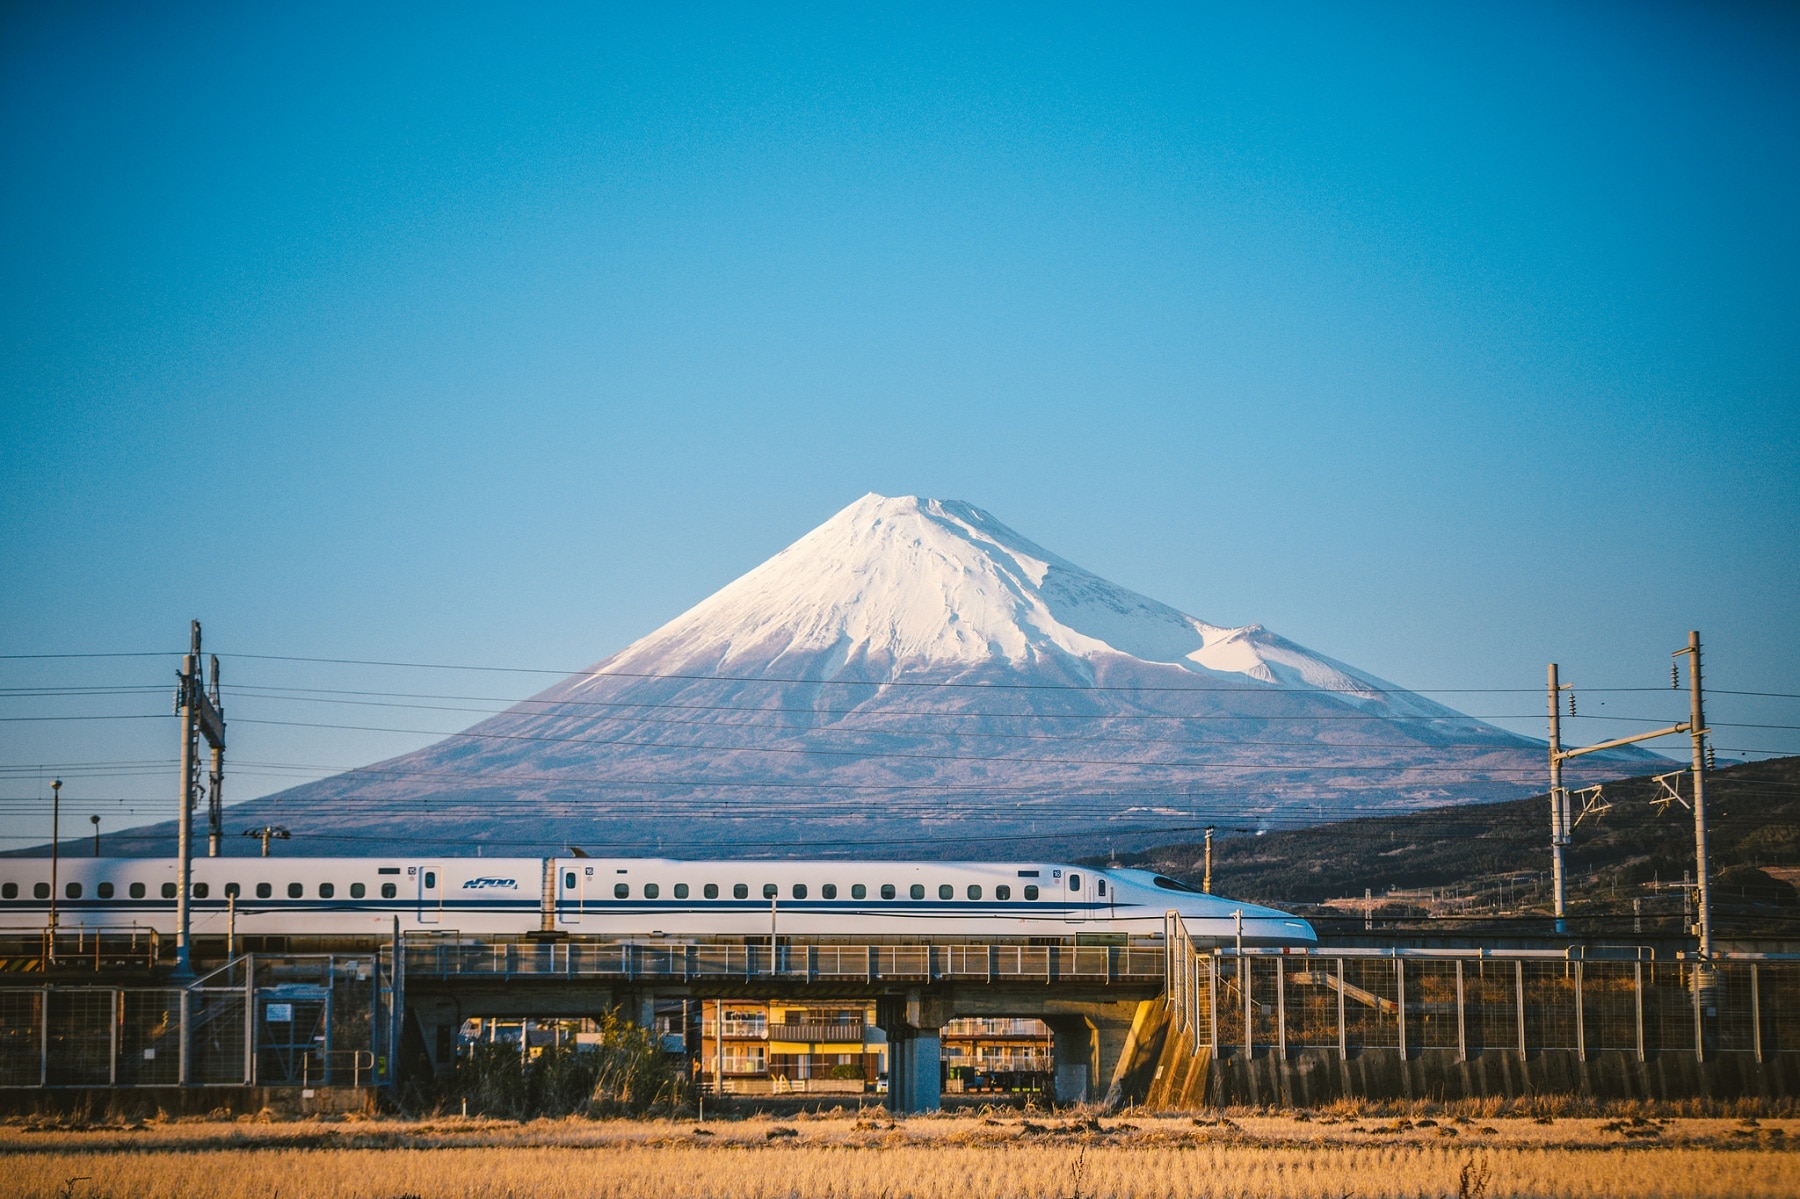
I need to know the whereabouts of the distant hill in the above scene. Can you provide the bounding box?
[1096,756,1800,935]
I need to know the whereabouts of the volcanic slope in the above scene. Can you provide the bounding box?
[175,494,1657,857]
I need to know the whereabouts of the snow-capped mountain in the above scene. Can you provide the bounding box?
[125,494,1658,857]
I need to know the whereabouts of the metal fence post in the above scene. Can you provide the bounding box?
[1456,961,1466,1063]
[244,954,256,1084]
[1336,958,1347,1061]
[1693,964,1705,1064]
[1515,961,1527,1061]
[178,986,191,1086]
[1634,961,1645,1063]
[1208,953,1219,1058]
[1395,957,1407,1058]
[1242,955,1253,1058]
[110,988,120,1086]
[1751,964,1762,1064]
[1574,960,1586,1062]
[1276,956,1287,1060]
[39,986,49,1087]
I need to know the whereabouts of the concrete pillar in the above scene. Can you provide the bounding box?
[878,990,949,1114]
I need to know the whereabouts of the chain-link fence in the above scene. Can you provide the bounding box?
[0,953,387,1090]
[1163,914,1798,1066]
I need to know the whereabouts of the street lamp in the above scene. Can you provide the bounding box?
[90,814,101,857]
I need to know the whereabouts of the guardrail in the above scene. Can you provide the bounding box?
[402,940,1164,984]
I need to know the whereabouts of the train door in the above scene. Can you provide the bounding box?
[1064,871,1091,923]
[417,865,443,924]
[559,865,586,925]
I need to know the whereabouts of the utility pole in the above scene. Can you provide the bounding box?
[48,779,61,960]
[90,814,100,856]
[1202,826,1215,894]
[173,620,226,978]
[206,654,226,856]
[244,825,289,857]
[1547,664,1571,933]
[1545,631,1710,952]
[1677,631,1713,957]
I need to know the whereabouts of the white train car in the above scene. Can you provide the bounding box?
[0,856,1315,946]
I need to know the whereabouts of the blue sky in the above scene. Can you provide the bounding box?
[2,3,1796,843]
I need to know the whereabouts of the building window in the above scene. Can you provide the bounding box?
[821,884,837,899]
[34,883,50,899]
[880,884,895,900]
[319,883,334,899]
[705,884,720,899]
[967,885,982,900]
[163,883,178,899]
[224,882,240,898]
[288,883,303,899]
[98,882,115,899]
[763,883,778,899]
[733,884,749,899]
[674,883,689,899]
[850,884,866,899]
[192,883,209,899]
[792,884,807,899]
[349,883,364,899]
[130,883,145,899]
[615,883,630,899]
[256,883,272,899]
[1024,885,1039,900]
[66,882,82,899]
[381,883,397,899]
[910,884,925,900]
[996,885,1011,901]
[644,883,660,899]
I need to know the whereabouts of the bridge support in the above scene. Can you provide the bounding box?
[880,989,950,1114]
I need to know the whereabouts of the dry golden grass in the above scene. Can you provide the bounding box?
[2,1113,1796,1199]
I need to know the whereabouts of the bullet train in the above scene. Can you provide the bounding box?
[0,856,1316,945]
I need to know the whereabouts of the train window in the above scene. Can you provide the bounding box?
[319,883,334,899]
[162,883,178,899]
[1017,869,1040,877]
[381,883,397,899]
[66,882,82,899]
[673,883,688,899]
[644,883,659,899]
[821,884,836,900]
[733,884,748,899]
[762,883,778,899]
[938,884,953,900]
[996,885,1011,901]
[792,884,807,899]
[967,885,982,900]
[1024,885,1039,900]
[423,872,436,889]
[287,883,303,899]
[98,882,115,899]
[614,883,629,899]
[565,872,576,889]
[1,883,15,899]
[1097,879,1106,896]
[880,884,895,899]
[1068,874,1081,891]
[349,883,364,899]
[130,883,145,899]
[34,883,50,899]
[256,883,272,899]
[224,883,240,899]
[378,867,400,875]
[850,884,865,900]
[704,884,719,899]
[192,883,209,899]
[910,884,926,900]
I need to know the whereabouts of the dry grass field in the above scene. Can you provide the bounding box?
[2,1110,1797,1199]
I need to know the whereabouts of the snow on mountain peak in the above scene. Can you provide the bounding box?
[586,492,1385,700]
